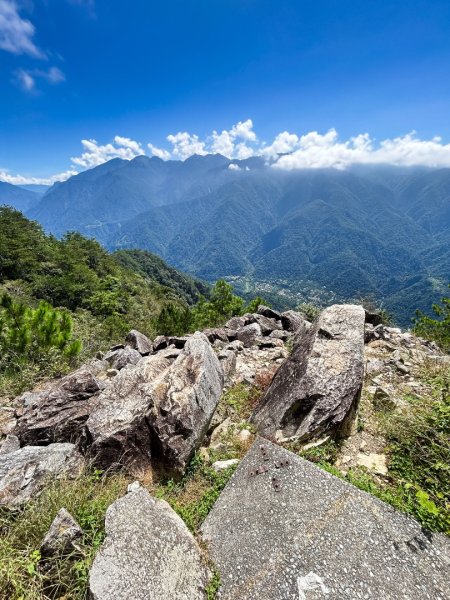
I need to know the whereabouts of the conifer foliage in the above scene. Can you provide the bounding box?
[0,293,81,373]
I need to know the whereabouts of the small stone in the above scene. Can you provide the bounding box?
[356,452,388,475]
[210,417,233,449]
[212,459,240,472]
[104,346,142,370]
[394,361,410,375]
[106,368,119,378]
[236,429,252,444]
[127,481,141,493]
[40,508,83,559]
[0,434,20,455]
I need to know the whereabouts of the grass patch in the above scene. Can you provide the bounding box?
[205,567,221,600]
[153,454,238,533]
[0,469,129,600]
[379,363,450,533]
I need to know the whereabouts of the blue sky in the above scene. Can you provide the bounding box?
[2,0,450,182]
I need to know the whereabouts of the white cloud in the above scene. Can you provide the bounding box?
[0,168,78,185]
[147,143,171,161]
[228,163,241,171]
[43,66,65,84]
[262,131,300,158]
[15,68,35,91]
[7,123,450,188]
[211,129,234,157]
[209,118,257,158]
[166,132,207,160]
[230,119,257,142]
[272,129,450,170]
[71,136,145,168]
[0,0,44,58]
[15,66,65,92]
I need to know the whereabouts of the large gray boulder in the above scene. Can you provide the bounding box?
[14,367,103,445]
[125,329,153,355]
[86,332,223,474]
[85,353,173,470]
[251,304,365,442]
[147,332,224,474]
[201,438,450,600]
[88,486,210,600]
[0,443,83,508]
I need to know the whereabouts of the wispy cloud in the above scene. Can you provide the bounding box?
[0,0,44,58]
[0,168,78,186]
[14,66,65,92]
[14,67,35,91]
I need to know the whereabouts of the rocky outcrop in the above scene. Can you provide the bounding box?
[235,322,262,347]
[251,304,365,442]
[147,332,224,474]
[88,486,210,600]
[86,332,223,474]
[257,305,282,320]
[252,313,282,335]
[104,346,142,370]
[85,353,173,470]
[201,438,450,600]
[0,443,83,508]
[14,367,104,446]
[125,330,153,355]
[280,309,309,333]
[40,508,83,559]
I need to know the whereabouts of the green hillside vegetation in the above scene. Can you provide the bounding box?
[0,207,205,395]
[0,207,262,397]
[413,285,450,352]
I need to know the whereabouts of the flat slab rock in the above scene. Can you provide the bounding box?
[201,438,450,600]
[89,486,210,600]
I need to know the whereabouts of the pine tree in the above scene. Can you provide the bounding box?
[0,293,82,372]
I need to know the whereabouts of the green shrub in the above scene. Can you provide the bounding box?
[413,284,450,352]
[0,293,81,374]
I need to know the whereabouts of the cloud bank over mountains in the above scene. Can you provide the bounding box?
[4,119,450,185]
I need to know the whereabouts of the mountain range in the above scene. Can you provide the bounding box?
[1,154,449,326]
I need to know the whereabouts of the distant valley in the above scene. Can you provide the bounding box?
[1,154,449,326]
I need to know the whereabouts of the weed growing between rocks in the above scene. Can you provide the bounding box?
[380,362,450,533]
[205,567,221,600]
[153,454,238,533]
[0,470,129,600]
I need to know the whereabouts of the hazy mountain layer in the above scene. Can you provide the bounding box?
[0,181,41,213]
[24,156,450,325]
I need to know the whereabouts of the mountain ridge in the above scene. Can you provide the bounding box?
[8,155,450,326]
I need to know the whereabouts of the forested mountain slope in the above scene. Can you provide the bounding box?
[17,156,450,326]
